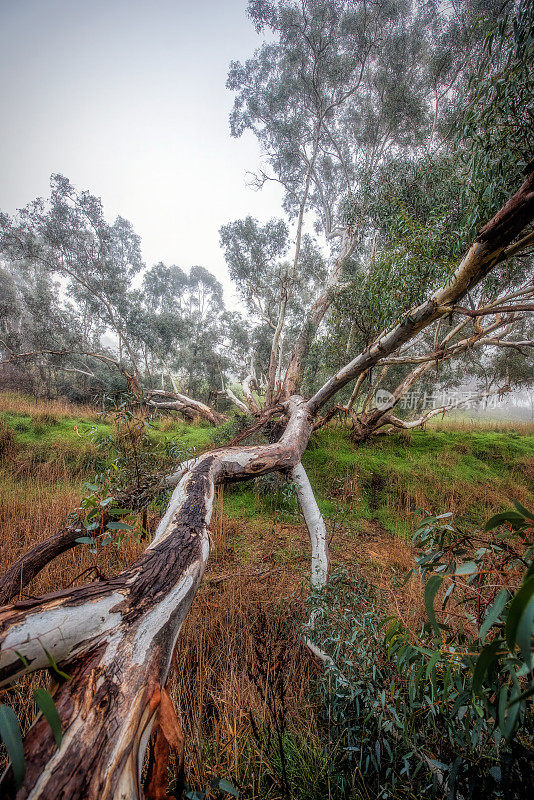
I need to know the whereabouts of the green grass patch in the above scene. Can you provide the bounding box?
[2,402,532,541]
[225,427,534,539]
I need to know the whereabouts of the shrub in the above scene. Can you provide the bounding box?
[304,505,534,799]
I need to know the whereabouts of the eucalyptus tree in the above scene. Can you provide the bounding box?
[138,263,224,394]
[0,174,144,387]
[137,262,231,422]
[0,181,230,414]
[225,0,501,401]
[1,159,533,799]
[310,146,534,439]
[309,0,534,438]
[0,253,100,397]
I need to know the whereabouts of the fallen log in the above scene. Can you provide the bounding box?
[0,397,313,798]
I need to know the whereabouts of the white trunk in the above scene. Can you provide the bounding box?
[291,462,335,671]
[291,463,329,589]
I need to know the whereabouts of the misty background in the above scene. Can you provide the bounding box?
[0,0,284,302]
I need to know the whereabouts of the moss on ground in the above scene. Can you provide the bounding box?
[1,394,532,540]
[224,426,534,539]
[0,407,215,471]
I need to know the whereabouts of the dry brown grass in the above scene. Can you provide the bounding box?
[1,408,532,795]
[0,391,99,422]
[0,471,147,600]
[428,414,534,434]
[171,563,315,793]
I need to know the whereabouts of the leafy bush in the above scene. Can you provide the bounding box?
[305,505,534,798]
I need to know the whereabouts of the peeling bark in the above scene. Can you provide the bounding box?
[0,398,313,799]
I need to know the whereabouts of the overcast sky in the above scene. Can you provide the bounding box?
[0,0,284,302]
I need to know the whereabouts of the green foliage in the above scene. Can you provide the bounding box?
[41,647,71,683]
[72,393,201,552]
[303,504,534,798]
[185,776,240,800]
[337,196,460,342]
[0,704,25,787]
[409,505,534,743]
[460,0,534,235]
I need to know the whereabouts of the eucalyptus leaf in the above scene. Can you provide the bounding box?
[424,575,443,638]
[33,689,62,747]
[0,704,25,787]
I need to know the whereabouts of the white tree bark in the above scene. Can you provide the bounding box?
[0,397,313,798]
[291,463,329,589]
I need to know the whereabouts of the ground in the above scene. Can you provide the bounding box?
[0,392,533,798]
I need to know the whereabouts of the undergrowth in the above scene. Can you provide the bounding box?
[0,392,533,798]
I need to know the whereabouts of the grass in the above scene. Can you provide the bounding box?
[223,424,534,539]
[0,391,101,421]
[0,391,533,797]
[0,392,216,475]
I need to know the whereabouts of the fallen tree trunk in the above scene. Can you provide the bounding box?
[145,390,227,425]
[0,397,313,799]
[0,169,533,797]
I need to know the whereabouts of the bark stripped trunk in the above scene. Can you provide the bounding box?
[291,462,334,668]
[292,463,329,589]
[0,398,313,799]
[145,390,227,425]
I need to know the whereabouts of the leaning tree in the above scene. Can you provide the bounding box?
[0,160,533,797]
[217,0,533,426]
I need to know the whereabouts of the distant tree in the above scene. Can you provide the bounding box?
[0,179,232,412]
[0,174,144,387]
[138,262,227,399]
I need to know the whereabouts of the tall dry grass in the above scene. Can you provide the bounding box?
[0,391,100,422]
[428,414,534,434]
[1,397,532,796]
